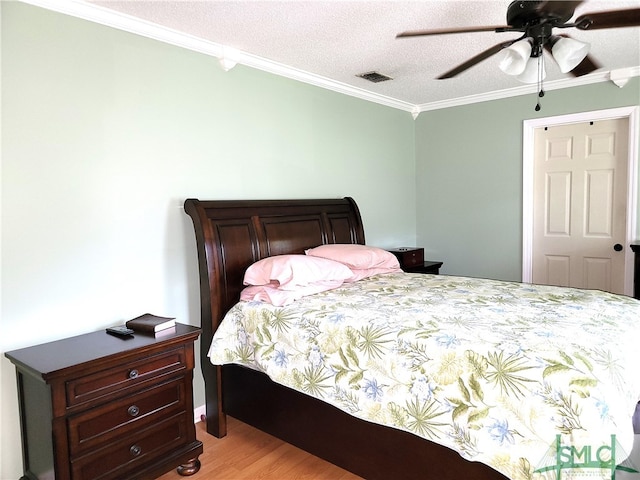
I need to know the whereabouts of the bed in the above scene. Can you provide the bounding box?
[184,197,640,480]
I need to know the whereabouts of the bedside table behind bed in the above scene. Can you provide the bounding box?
[387,247,443,274]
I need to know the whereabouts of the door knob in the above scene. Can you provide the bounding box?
[614,243,623,252]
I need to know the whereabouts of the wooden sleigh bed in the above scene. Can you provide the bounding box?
[184,197,640,480]
[184,197,505,479]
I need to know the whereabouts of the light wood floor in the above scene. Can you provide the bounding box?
[156,417,362,480]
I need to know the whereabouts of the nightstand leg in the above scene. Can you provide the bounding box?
[177,457,201,476]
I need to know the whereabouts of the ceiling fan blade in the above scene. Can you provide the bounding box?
[535,1,584,21]
[396,25,509,38]
[568,54,601,76]
[575,8,640,30]
[437,40,517,79]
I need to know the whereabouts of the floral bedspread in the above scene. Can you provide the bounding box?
[208,273,640,479]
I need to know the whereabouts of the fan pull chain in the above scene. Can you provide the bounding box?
[535,55,545,111]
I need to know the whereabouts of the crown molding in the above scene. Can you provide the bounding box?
[19,0,640,117]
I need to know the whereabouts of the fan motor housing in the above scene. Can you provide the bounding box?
[507,1,573,28]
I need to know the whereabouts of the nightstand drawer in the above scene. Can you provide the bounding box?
[71,413,189,480]
[388,248,424,268]
[66,347,186,408]
[68,376,186,455]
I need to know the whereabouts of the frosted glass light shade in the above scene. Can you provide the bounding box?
[517,57,546,83]
[552,37,590,73]
[498,39,532,75]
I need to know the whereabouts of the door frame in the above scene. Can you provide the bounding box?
[522,105,639,296]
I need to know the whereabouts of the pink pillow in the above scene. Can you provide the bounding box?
[305,244,400,270]
[243,254,353,290]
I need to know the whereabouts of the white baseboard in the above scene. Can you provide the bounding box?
[194,404,206,424]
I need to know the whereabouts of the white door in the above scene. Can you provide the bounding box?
[532,118,629,294]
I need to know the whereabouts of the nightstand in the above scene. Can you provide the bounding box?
[387,248,443,274]
[5,323,203,480]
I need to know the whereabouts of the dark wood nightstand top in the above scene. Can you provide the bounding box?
[5,323,201,381]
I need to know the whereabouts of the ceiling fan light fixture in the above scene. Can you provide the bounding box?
[497,39,532,75]
[517,56,545,83]
[551,36,590,73]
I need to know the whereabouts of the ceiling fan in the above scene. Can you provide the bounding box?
[397,1,640,81]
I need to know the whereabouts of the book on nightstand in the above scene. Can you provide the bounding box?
[125,313,176,333]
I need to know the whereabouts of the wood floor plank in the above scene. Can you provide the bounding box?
[156,417,362,480]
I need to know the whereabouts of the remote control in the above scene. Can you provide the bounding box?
[106,326,135,337]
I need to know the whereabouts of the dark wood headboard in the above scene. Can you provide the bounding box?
[183,197,365,435]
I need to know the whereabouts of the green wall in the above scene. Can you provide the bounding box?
[416,79,640,281]
[0,3,415,477]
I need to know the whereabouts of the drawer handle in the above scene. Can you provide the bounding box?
[128,405,140,417]
[130,444,142,457]
[128,369,139,379]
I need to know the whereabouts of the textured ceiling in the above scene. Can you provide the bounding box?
[78,1,640,110]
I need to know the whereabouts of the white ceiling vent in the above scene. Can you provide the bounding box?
[357,71,393,83]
